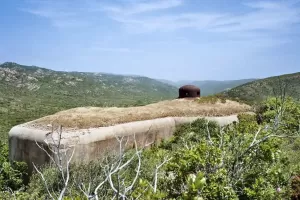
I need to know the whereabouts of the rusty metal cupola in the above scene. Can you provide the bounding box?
[178,85,200,98]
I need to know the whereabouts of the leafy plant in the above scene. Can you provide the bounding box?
[0,141,27,195]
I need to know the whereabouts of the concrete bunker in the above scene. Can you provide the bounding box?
[9,115,238,174]
[179,85,200,98]
[8,99,251,174]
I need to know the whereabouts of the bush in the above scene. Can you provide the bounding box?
[156,117,292,199]
[0,142,27,191]
[258,97,300,132]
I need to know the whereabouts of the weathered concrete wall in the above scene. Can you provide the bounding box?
[9,115,238,173]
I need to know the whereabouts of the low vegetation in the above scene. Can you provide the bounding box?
[1,62,299,199]
[1,96,300,199]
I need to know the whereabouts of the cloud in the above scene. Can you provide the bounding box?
[102,0,183,15]
[21,8,72,18]
[102,0,300,35]
[20,0,92,28]
[21,0,300,37]
[210,1,300,33]
[243,1,283,9]
[110,12,226,33]
[21,0,183,29]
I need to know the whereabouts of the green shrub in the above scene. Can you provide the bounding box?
[0,142,27,191]
[259,97,300,132]
[4,97,300,200]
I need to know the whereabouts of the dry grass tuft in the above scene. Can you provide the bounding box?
[26,98,251,130]
[196,95,227,104]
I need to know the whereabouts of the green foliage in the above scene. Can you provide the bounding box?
[9,98,300,199]
[0,141,27,192]
[165,138,237,199]
[260,97,300,132]
[0,161,27,191]
[27,165,62,198]
[237,113,259,133]
[0,191,44,200]
[131,178,167,200]
[154,103,299,199]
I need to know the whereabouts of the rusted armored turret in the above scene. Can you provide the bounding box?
[178,85,200,98]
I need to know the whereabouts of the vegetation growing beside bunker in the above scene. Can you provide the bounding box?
[1,62,300,199]
[1,96,300,199]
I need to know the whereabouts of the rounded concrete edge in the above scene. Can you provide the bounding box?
[77,117,177,144]
[8,115,239,145]
[9,126,48,142]
[8,115,239,171]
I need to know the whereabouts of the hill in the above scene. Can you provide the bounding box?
[224,72,300,104]
[0,62,177,140]
[157,79,256,96]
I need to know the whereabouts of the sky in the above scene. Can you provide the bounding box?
[1,0,300,81]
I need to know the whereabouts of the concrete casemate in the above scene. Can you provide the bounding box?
[9,115,238,173]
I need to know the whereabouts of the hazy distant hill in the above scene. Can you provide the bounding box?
[224,72,300,103]
[0,62,177,139]
[157,79,256,96]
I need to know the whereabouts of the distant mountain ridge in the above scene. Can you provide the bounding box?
[0,62,178,105]
[157,79,257,96]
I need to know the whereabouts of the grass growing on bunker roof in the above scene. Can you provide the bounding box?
[26,98,251,130]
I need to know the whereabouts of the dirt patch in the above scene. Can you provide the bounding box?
[26,98,251,130]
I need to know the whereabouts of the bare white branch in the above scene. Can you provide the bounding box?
[206,121,214,145]
[153,157,172,193]
[32,162,54,200]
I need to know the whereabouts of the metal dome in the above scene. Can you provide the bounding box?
[178,85,201,98]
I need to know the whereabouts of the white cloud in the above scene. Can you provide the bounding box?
[21,8,75,19]
[101,0,300,35]
[110,12,226,33]
[210,1,300,33]
[21,0,184,29]
[21,0,300,37]
[20,0,91,28]
[243,1,283,9]
[103,0,183,15]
